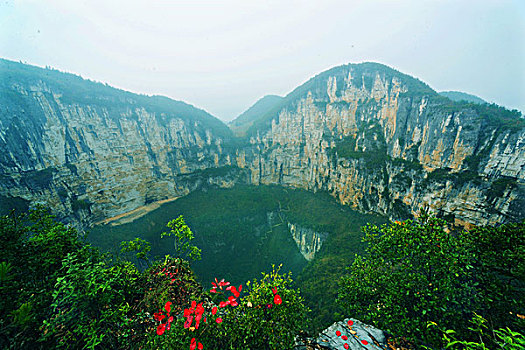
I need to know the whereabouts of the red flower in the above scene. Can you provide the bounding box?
[272,287,277,295]
[194,303,205,329]
[184,315,194,329]
[341,335,348,340]
[228,295,238,307]
[361,340,368,345]
[190,337,196,350]
[153,311,165,322]
[216,317,222,324]
[166,316,174,331]
[347,320,354,327]
[165,301,172,314]
[344,343,349,349]
[198,343,203,350]
[273,294,282,305]
[229,285,241,298]
[156,324,166,335]
[212,306,218,315]
[336,330,341,336]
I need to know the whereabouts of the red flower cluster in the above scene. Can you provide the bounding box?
[212,279,242,309]
[182,278,242,350]
[190,337,203,350]
[272,287,282,305]
[209,277,230,293]
[154,301,174,335]
[184,300,205,330]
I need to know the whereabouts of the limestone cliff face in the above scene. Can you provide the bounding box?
[0,60,236,228]
[233,63,524,226]
[288,223,326,261]
[1,60,523,230]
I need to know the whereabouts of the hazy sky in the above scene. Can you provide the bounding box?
[1,0,524,121]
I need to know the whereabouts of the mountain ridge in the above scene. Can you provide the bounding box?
[0,58,523,229]
[439,90,487,104]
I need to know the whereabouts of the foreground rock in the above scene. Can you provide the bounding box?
[296,318,388,349]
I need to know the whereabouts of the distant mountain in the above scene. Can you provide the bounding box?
[229,95,283,136]
[439,90,487,104]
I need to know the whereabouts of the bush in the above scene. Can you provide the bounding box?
[337,216,480,347]
[0,208,311,349]
[430,313,525,350]
[158,264,310,350]
[462,221,525,332]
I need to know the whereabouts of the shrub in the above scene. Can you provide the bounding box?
[337,216,479,347]
[429,313,525,350]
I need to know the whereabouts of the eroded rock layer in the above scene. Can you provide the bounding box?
[1,60,523,229]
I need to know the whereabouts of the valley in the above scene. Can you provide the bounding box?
[88,184,386,328]
[1,58,524,335]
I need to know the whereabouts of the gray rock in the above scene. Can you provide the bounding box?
[295,318,388,349]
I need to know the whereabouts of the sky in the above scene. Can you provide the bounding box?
[1,0,524,122]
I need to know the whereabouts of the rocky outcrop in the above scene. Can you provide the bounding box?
[288,223,326,261]
[295,318,389,349]
[1,59,523,230]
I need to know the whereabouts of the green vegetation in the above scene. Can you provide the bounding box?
[71,198,91,211]
[0,195,29,216]
[0,59,232,139]
[21,167,56,190]
[1,203,522,348]
[161,216,201,262]
[88,185,308,286]
[423,167,482,188]
[337,217,525,348]
[88,185,386,332]
[332,122,392,171]
[431,94,523,133]
[229,95,283,137]
[0,208,309,349]
[439,91,487,105]
[487,177,518,202]
[431,313,525,350]
[391,157,423,172]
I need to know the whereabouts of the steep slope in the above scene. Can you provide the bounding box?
[0,59,237,227]
[229,95,283,136]
[1,59,523,229]
[439,90,487,104]
[234,62,524,227]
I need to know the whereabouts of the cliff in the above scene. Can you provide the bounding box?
[1,59,523,230]
[233,63,525,227]
[0,59,237,228]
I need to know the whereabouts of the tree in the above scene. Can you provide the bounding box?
[161,216,201,262]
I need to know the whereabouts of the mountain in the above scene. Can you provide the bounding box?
[1,59,523,230]
[229,95,283,136]
[439,90,487,104]
[0,58,234,228]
